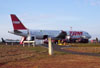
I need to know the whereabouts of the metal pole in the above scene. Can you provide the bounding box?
[23,42,25,47]
[33,41,35,47]
[48,37,53,55]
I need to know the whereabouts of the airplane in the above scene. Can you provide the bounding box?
[1,38,20,43]
[8,14,91,44]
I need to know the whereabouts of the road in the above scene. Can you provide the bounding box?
[42,44,100,56]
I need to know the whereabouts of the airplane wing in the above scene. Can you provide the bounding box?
[56,31,67,39]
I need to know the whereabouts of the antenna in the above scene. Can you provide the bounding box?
[70,27,72,31]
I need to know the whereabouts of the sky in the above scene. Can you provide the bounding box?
[0,0,100,41]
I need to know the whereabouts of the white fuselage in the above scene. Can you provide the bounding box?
[10,29,91,40]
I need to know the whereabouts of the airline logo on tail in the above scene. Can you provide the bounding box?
[13,21,20,24]
[11,14,27,30]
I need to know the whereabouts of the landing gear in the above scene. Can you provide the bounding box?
[80,39,89,43]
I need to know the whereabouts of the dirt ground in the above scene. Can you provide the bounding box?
[0,45,100,68]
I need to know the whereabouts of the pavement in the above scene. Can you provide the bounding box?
[42,44,100,57]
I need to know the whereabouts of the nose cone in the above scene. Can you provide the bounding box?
[86,33,91,39]
[81,34,91,39]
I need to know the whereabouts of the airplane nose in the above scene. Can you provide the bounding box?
[82,35,91,39]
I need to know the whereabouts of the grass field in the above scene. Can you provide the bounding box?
[67,43,100,47]
[0,43,100,68]
[63,43,100,54]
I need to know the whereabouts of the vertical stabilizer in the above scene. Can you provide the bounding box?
[10,14,27,30]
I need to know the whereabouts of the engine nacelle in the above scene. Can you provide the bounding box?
[27,35,36,41]
[43,35,48,39]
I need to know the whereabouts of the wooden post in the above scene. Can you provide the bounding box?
[48,37,53,55]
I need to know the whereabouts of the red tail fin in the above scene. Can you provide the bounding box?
[10,14,27,30]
